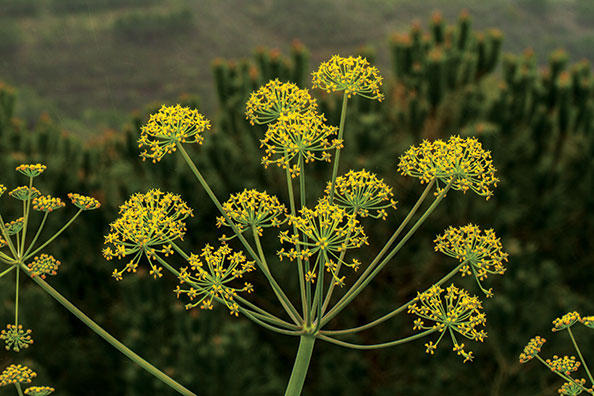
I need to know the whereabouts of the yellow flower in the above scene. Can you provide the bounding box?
[217,189,287,236]
[558,379,587,396]
[0,364,37,386]
[4,217,24,236]
[67,193,101,211]
[245,79,318,126]
[139,104,211,162]
[312,55,384,101]
[0,185,6,197]
[104,190,193,280]
[434,224,508,296]
[16,164,46,178]
[552,312,582,332]
[174,243,255,315]
[0,324,33,352]
[24,386,55,396]
[260,112,342,177]
[32,195,65,213]
[9,186,41,201]
[408,284,486,362]
[279,201,367,285]
[325,169,397,219]
[581,315,594,328]
[398,136,499,199]
[519,336,546,363]
[27,254,61,279]
[547,355,581,375]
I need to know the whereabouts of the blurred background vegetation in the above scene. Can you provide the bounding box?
[1,0,593,395]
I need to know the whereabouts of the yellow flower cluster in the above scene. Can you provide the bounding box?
[0,185,6,197]
[279,201,367,285]
[398,136,499,199]
[9,186,41,201]
[552,312,582,332]
[67,193,101,211]
[312,55,384,101]
[260,112,342,177]
[175,243,255,316]
[0,364,37,386]
[519,336,546,363]
[4,218,24,236]
[408,284,486,362]
[103,190,193,281]
[27,254,61,279]
[24,386,55,396]
[32,195,65,213]
[581,315,594,328]
[434,224,508,297]
[0,324,33,352]
[325,169,397,219]
[245,79,318,126]
[139,104,211,163]
[16,164,47,178]
[217,189,287,236]
[547,355,581,375]
[558,379,587,396]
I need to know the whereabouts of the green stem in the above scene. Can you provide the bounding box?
[328,93,349,203]
[318,328,437,350]
[19,176,33,256]
[284,335,316,396]
[299,157,312,326]
[535,355,593,394]
[22,263,195,396]
[14,264,20,326]
[568,327,594,385]
[23,211,49,257]
[0,213,18,258]
[0,265,15,279]
[14,383,24,396]
[322,183,450,327]
[177,143,302,324]
[0,252,15,264]
[23,210,82,262]
[323,262,464,335]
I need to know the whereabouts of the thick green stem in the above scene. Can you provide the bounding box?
[22,263,195,396]
[568,327,594,385]
[14,264,20,325]
[284,335,316,396]
[328,93,349,203]
[177,143,302,324]
[318,328,437,350]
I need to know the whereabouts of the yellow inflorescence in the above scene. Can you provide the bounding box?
[0,324,33,352]
[0,364,37,386]
[245,79,318,126]
[325,169,397,219]
[398,136,499,199]
[558,379,587,396]
[4,218,24,236]
[16,164,47,178]
[27,254,61,279]
[552,312,582,332]
[217,189,287,236]
[104,190,192,281]
[279,201,367,286]
[139,104,211,163]
[581,315,594,328]
[9,186,41,201]
[408,284,486,362]
[312,55,384,101]
[67,193,101,211]
[547,355,581,375]
[24,386,55,396]
[0,185,6,197]
[32,195,65,213]
[434,224,508,297]
[175,243,255,316]
[519,336,546,363]
[260,112,342,177]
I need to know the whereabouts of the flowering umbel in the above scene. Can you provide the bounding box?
[398,136,499,199]
[217,189,287,236]
[0,364,37,386]
[408,284,486,362]
[27,254,61,278]
[279,201,367,285]
[175,243,255,316]
[245,79,318,126]
[260,112,342,177]
[139,104,211,162]
[103,190,193,281]
[32,195,65,213]
[9,186,41,201]
[0,324,33,352]
[519,336,546,363]
[325,169,397,219]
[24,387,55,396]
[312,55,384,101]
[67,193,101,211]
[553,312,582,332]
[434,224,508,297]
[16,164,46,178]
